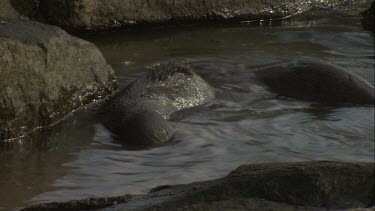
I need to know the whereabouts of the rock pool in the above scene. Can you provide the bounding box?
[0,15,374,211]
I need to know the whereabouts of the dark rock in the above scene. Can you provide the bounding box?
[22,161,375,210]
[2,0,374,32]
[223,161,374,208]
[255,60,375,105]
[0,0,39,19]
[9,0,40,19]
[23,0,375,31]
[99,63,214,148]
[178,198,322,211]
[362,1,374,32]
[22,195,133,211]
[0,18,117,140]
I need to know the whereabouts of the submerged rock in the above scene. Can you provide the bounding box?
[0,18,117,141]
[22,161,374,210]
[362,1,374,32]
[7,0,371,31]
[22,195,132,211]
[99,63,214,148]
[255,60,375,105]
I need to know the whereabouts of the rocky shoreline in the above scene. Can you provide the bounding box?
[0,0,373,141]
[0,0,374,210]
[30,0,375,32]
[1,0,374,32]
[22,161,375,210]
[0,17,117,140]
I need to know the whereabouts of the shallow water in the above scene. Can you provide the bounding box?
[1,16,374,210]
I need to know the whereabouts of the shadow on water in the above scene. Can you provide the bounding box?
[1,14,374,211]
[0,109,100,210]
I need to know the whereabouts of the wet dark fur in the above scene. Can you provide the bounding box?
[256,61,375,105]
[146,63,193,83]
[99,63,214,148]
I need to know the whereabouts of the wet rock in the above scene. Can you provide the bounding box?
[22,195,132,211]
[0,18,117,141]
[22,161,375,210]
[178,198,322,211]
[361,1,374,32]
[2,0,374,32]
[29,0,374,31]
[255,60,375,105]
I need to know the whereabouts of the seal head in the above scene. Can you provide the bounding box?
[100,63,214,148]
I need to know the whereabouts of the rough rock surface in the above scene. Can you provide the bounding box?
[6,0,372,31]
[22,161,375,211]
[0,18,117,140]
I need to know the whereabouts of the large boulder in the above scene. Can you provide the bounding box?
[2,0,373,32]
[22,161,374,210]
[0,18,117,141]
[15,0,374,31]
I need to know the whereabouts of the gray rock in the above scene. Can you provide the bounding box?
[2,0,374,32]
[22,161,375,210]
[23,0,375,31]
[0,18,117,140]
[178,198,323,211]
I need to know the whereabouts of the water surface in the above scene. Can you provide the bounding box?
[0,15,374,210]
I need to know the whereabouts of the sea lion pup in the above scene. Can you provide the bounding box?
[99,63,214,148]
[255,60,374,105]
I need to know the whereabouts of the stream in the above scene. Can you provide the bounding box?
[0,15,374,211]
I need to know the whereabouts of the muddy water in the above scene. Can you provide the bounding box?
[1,15,374,210]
